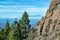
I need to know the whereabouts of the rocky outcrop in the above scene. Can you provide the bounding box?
[35,0,60,40]
[49,0,56,9]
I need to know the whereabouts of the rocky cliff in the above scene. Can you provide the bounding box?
[35,0,60,40]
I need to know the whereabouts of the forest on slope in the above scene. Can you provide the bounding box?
[0,11,37,40]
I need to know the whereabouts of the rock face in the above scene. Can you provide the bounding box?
[49,0,56,9]
[35,0,60,40]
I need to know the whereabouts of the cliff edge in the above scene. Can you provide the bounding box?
[35,0,60,40]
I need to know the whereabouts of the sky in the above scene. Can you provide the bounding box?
[0,0,51,25]
[0,0,51,19]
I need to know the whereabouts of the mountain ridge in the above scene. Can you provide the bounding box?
[35,0,60,40]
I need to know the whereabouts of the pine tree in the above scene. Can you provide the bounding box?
[7,23,15,40]
[22,11,31,30]
[7,29,15,40]
[7,11,31,40]
[7,19,22,40]
[20,11,31,39]
[4,20,10,34]
[8,27,22,40]
[13,18,18,28]
[14,18,18,25]
[10,23,14,31]
[4,19,10,40]
[0,29,4,40]
[21,11,30,25]
[14,20,22,40]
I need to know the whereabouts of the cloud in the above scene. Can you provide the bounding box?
[0,8,47,13]
[0,5,48,13]
[0,0,51,19]
[29,17,41,19]
[0,5,48,18]
[0,16,17,18]
[0,0,49,13]
[29,14,42,17]
[0,0,51,6]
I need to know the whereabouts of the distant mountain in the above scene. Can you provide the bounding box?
[0,18,15,29]
[0,18,38,29]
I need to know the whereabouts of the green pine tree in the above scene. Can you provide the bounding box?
[14,18,18,25]
[20,11,31,39]
[7,11,31,40]
[10,23,14,31]
[14,20,22,40]
[0,29,4,40]
[7,29,15,40]
[22,11,31,30]
[14,18,18,29]
[7,19,22,40]
[7,23,15,40]
[4,19,10,40]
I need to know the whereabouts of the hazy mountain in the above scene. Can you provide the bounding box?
[0,18,38,29]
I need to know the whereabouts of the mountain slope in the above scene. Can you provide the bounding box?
[35,0,60,40]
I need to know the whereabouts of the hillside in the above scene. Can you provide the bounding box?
[35,0,60,40]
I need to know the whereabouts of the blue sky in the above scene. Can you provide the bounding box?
[0,0,51,19]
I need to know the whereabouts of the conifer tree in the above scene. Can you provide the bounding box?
[14,18,18,29]
[7,11,31,40]
[4,20,10,34]
[0,29,4,40]
[7,19,22,40]
[20,11,31,39]
[14,18,18,25]
[7,23,15,40]
[10,23,14,31]
[22,11,31,30]
[14,20,22,40]
[4,19,10,40]
[7,29,15,40]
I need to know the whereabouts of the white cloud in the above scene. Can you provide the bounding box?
[0,16,17,18]
[29,16,41,19]
[0,5,48,12]
[0,6,47,13]
[0,5,48,18]
[0,0,51,19]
